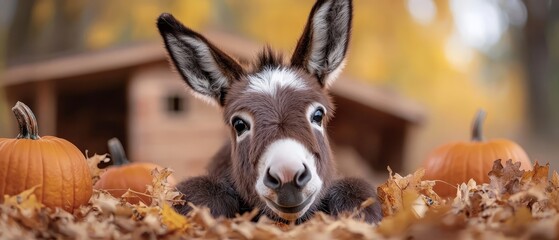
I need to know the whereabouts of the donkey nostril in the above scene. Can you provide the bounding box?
[264,168,281,190]
[294,164,311,188]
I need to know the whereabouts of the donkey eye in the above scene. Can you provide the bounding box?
[232,117,250,136]
[311,108,324,126]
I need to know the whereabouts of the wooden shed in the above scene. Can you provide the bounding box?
[1,30,424,181]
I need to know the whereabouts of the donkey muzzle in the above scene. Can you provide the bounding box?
[263,164,312,211]
[264,164,311,190]
[265,182,315,213]
[256,139,323,219]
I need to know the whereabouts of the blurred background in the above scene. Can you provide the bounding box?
[0,0,558,182]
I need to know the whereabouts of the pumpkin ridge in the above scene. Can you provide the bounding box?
[441,144,454,180]
[39,140,46,203]
[1,140,15,196]
[476,143,484,184]
[454,144,465,192]
[504,142,515,166]
[39,140,50,206]
[513,143,525,168]
[22,140,31,195]
[487,141,500,181]
[68,143,77,211]
[52,138,75,211]
[56,137,92,208]
[51,139,76,211]
[436,143,450,177]
[47,139,64,209]
[49,138,72,209]
[459,144,469,190]
[516,142,531,170]
[0,140,7,194]
[62,138,87,211]
[17,141,28,193]
[68,147,80,210]
[470,144,479,182]
[446,144,457,173]
[424,143,450,195]
[496,142,508,164]
[9,140,24,195]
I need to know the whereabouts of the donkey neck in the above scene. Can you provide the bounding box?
[207,142,233,178]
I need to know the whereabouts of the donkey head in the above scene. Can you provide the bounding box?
[157,0,352,221]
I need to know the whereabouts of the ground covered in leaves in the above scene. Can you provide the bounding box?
[2,155,559,239]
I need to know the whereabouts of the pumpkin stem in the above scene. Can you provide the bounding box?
[12,101,40,140]
[108,138,129,166]
[471,109,486,142]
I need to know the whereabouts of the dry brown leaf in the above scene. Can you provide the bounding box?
[488,159,525,195]
[89,189,121,215]
[551,171,559,188]
[146,168,185,207]
[86,153,110,184]
[4,155,559,240]
[377,167,440,217]
[377,189,420,237]
[521,161,549,186]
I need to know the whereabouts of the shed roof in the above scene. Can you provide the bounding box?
[1,29,424,124]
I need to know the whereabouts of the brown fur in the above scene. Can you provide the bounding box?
[158,0,382,224]
[221,64,336,221]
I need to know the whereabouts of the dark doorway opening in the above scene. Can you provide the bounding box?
[57,81,127,156]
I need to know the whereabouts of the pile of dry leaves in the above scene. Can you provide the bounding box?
[1,155,559,239]
[376,160,559,239]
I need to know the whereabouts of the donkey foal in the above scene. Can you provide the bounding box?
[157,0,383,224]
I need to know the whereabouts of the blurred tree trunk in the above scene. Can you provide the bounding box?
[522,0,559,138]
[0,1,21,135]
[6,0,35,64]
[41,0,84,58]
[7,0,89,65]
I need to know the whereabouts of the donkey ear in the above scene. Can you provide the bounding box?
[291,0,352,88]
[157,13,244,106]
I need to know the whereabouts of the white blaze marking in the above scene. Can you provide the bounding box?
[255,138,323,220]
[267,146,305,184]
[247,68,308,96]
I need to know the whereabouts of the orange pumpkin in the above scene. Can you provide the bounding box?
[0,102,92,212]
[422,110,532,198]
[94,138,176,204]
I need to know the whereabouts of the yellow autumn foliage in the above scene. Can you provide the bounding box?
[3,185,44,212]
[161,202,189,232]
[25,0,528,169]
